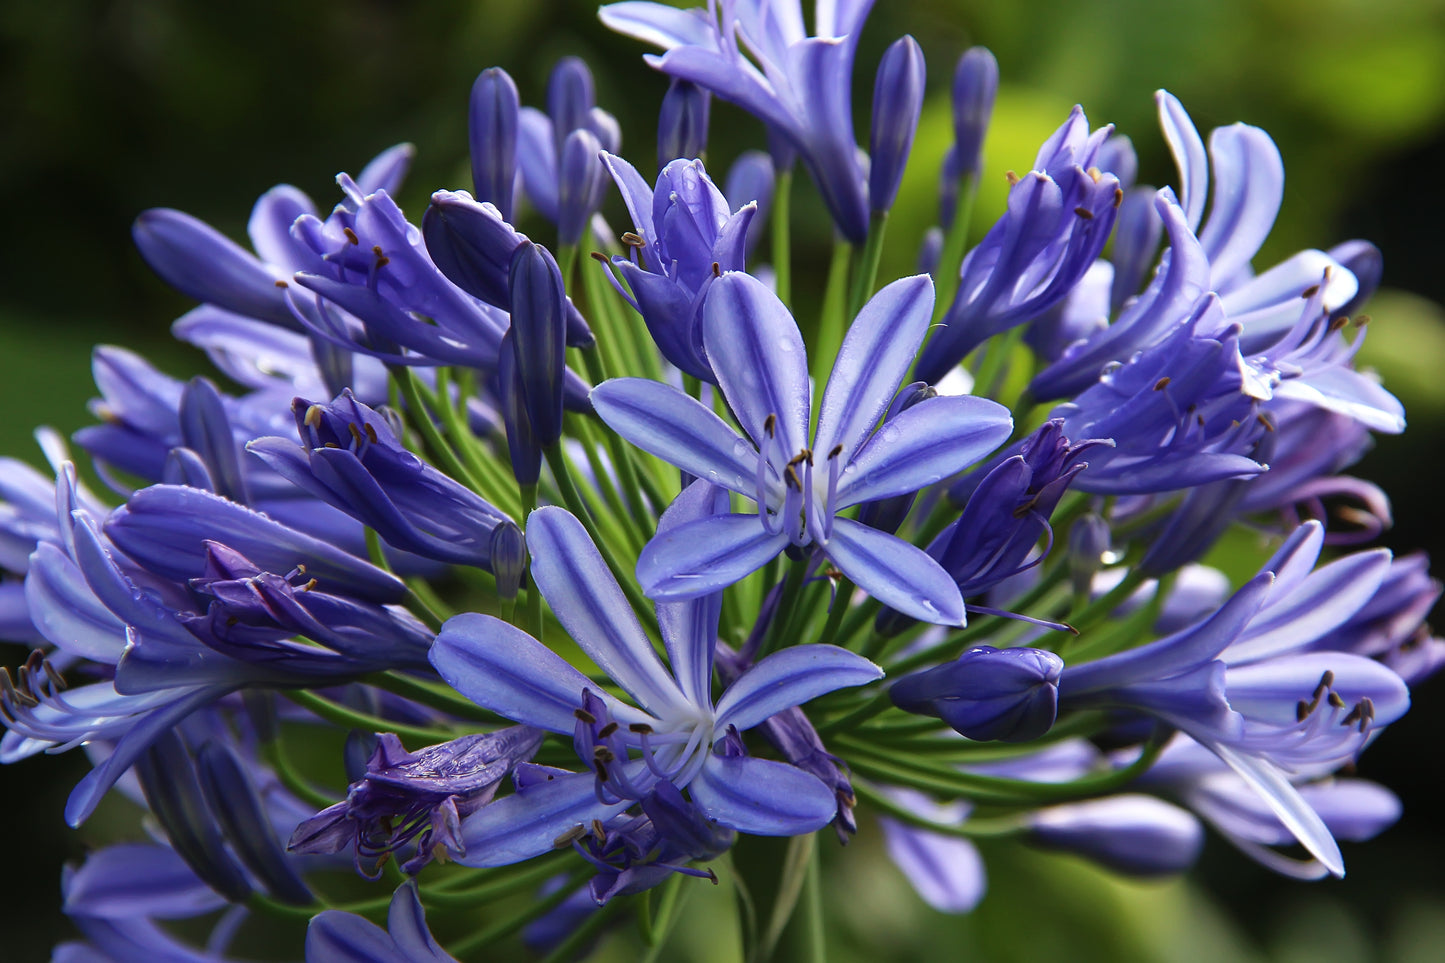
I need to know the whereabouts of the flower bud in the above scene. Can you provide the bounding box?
[469,67,520,220]
[868,35,926,214]
[889,645,1063,742]
[547,57,596,156]
[1068,513,1112,597]
[658,79,711,170]
[949,47,998,181]
[197,740,313,905]
[498,331,542,486]
[489,519,527,602]
[507,240,567,445]
[918,226,944,277]
[558,127,605,246]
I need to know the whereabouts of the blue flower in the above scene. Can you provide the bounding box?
[307,880,457,963]
[601,0,876,241]
[428,504,882,866]
[591,271,1013,624]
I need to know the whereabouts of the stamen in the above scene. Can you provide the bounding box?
[574,708,597,724]
[628,723,653,734]
[1005,170,1020,186]
[553,825,587,848]
[764,413,777,438]
[343,227,360,246]
[597,722,619,738]
[1074,206,1094,220]
[621,232,645,247]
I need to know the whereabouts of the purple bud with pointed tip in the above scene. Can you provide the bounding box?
[869,36,926,214]
[490,520,526,601]
[950,47,999,181]
[498,332,542,486]
[469,67,520,220]
[197,741,313,905]
[558,127,605,246]
[658,79,711,170]
[890,645,1063,742]
[508,240,567,445]
[547,57,597,156]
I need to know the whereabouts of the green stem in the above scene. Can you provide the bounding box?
[816,577,854,647]
[929,173,978,331]
[423,855,570,906]
[361,671,502,724]
[1068,567,1149,635]
[810,241,853,423]
[853,781,1025,838]
[260,737,337,810]
[760,556,811,658]
[752,832,814,963]
[846,210,889,320]
[393,367,489,499]
[282,689,457,745]
[800,843,826,963]
[772,169,793,308]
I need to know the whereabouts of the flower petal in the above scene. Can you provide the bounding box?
[814,274,935,463]
[637,512,789,601]
[689,754,837,835]
[1156,91,1208,232]
[1209,741,1344,877]
[430,612,648,734]
[1198,124,1283,285]
[835,394,1012,508]
[825,517,964,625]
[590,379,761,498]
[880,820,986,914]
[456,768,633,867]
[714,645,882,733]
[527,507,689,717]
[702,272,811,454]
[654,481,731,707]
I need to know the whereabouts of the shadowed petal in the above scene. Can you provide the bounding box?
[457,768,633,866]
[655,481,731,707]
[1210,741,1344,877]
[690,754,837,835]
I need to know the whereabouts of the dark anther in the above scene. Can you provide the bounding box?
[591,819,607,840]
[343,227,360,246]
[590,251,610,264]
[592,745,615,764]
[1296,699,1311,722]
[302,578,318,592]
[1113,187,1124,207]
[374,254,390,269]
[372,245,385,257]
[621,232,645,247]
[829,443,844,459]
[706,868,720,885]
[348,423,364,445]
[593,759,610,780]
[363,423,379,444]
[787,451,809,470]
[0,668,38,709]
[628,722,653,734]
[785,464,803,491]
[1301,284,1320,299]
[1005,171,1020,186]
[1341,704,1363,727]
[1153,377,1171,391]
[553,825,587,848]
[42,660,66,691]
[574,707,597,724]
[1074,206,1094,220]
[1320,670,1336,690]
[764,413,777,438]
[1327,691,1347,710]
[1354,314,1372,326]
[597,722,619,738]
[274,279,289,288]
[1329,315,1350,332]
[712,261,721,278]
[1256,413,1275,431]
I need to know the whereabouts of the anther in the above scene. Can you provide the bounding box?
[1329,315,1350,332]
[274,279,289,288]
[1327,691,1346,710]
[622,232,645,247]
[597,722,619,738]
[302,578,318,592]
[1005,170,1020,185]
[628,722,653,734]
[592,745,615,764]
[829,443,843,459]
[1296,699,1311,722]
[764,413,777,438]
[1074,206,1094,220]
[1256,413,1275,431]
[574,708,597,724]
[1320,670,1336,690]
[343,227,360,245]
[553,825,587,848]
[42,660,66,691]
[348,423,364,445]
[785,464,803,491]
[712,262,721,278]
[591,819,607,840]
[363,423,378,444]
[1113,187,1124,207]
[1086,166,1102,183]
[1341,704,1363,727]
[305,405,323,428]
[1153,377,1171,391]
[1301,284,1320,299]
[1354,314,1371,326]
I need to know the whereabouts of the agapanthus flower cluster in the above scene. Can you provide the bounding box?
[8,1,1439,959]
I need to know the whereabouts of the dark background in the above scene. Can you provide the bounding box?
[3,0,1443,958]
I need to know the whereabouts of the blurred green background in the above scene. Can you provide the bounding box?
[2,0,1444,958]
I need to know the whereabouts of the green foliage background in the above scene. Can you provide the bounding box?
[1,0,1443,958]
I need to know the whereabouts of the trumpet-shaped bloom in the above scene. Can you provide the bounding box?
[591,272,1013,624]
[428,505,882,866]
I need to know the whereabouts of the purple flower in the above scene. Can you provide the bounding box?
[469,67,521,220]
[1027,795,1203,876]
[597,152,756,381]
[248,392,515,570]
[915,106,1124,383]
[307,880,457,963]
[290,728,542,875]
[427,505,882,866]
[868,35,926,214]
[601,0,876,241]
[890,645,1064,742]
[591,272,1013,624]
[657,79,712,169]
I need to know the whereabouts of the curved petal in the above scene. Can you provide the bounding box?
[590,379,760,498]
[527,508,688,717]
[306,910,409,963]
[430,612,649,734]
[1225,653,1409,727]
[703,272,811,454]
[386,881,456,963]
[1156,91,1208,232]
[689,754,837,835]
[714,644,882,732]
[835,394,1012,508]
[1199,124,1283,284]
[247,185,316,272]
[1229,548,1390,663]
[880,820,986,914]
[1209,741,1344,877]
[824,517,964,626]
[814,274,935,463]
[456,768,633,867]
[637,512,789,601]
[655,481,732,707]
[64,844,225,920]
[599,2,716,50]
